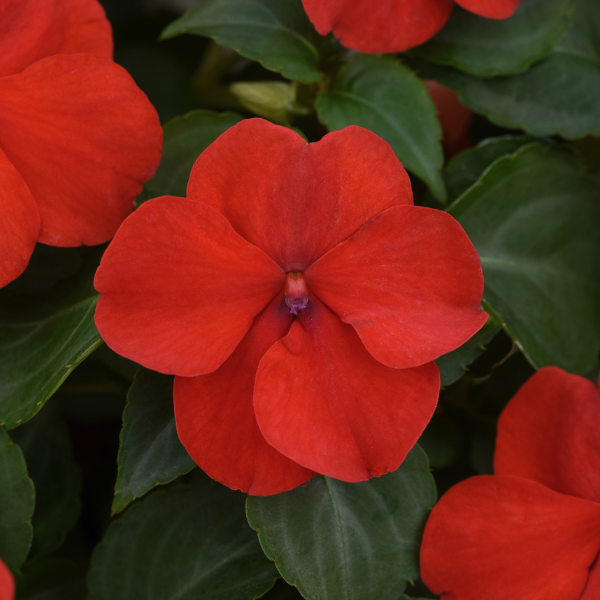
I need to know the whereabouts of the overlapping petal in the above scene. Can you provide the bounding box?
[0,53,161,246]
[0,558,14,600]
[495,367,600,504]
[0,149,39,288]
[187,120,412,271]
[174,296,315,496]
[421,475,600,600]
[455,0,521,19]
[301,0,454,54]
[581,559,600,600]
[306,206,487,369]
[253,297,439,481]
[0,0,112,79]
[95,196,285,377]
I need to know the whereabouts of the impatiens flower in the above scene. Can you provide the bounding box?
[302,0,523,53]
[94,118,487,495]
[421,366,600,600]
[0,0,162,288]
[0,558,14,600]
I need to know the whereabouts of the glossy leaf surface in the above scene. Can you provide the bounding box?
[449,143,600,373]
[112,369,195,515]
[162,0,322,83]
[316,55,446,201]
[247,446,436,600]
[89,471,278,600]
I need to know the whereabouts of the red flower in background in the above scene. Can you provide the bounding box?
[0,558,14,600]
[302,0,523,53]
[94,119,487,496]
[421,366,600,600]
[0,0,162,288]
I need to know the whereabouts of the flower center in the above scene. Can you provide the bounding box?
[284,272,309,315]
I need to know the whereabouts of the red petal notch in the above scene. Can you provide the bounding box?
[421,475,600,600]
[187,120,412,271]
[254,298,439,481]
[495,366,600,504]
[174,296,315,496]
[95,197,285,377]
[455,0,522,19]
[306,206,487,369]
[0,54,161,246]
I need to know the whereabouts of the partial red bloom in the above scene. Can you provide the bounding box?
[0,0,162,288]
[302,0,523,53]
[95,119,487,495]
[0,558,14,600]
[421,367,600,600]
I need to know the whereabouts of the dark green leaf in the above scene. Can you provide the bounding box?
[16,559,87,600]
[415,0,600,138]
[444,136,534,201]
[0,254,102,428]
[418,414,461,470]
[412,0,575,77]
[247,446,436,600]
[449,143,600,373]
[435,317,502,386]
[145,110,244,200]
[89,471,277,600]
[11,408,81,557]
[0,428,34,571]
[316,55,446,201]
[162,0,322,83]
[112,369,195,515]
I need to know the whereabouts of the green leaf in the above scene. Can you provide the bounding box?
[0,253,102,428]
[112,369,195,515]
[418,414,461,470]
[415,0,600,138]
[449,143,600,373]
[161,0,322,84]
[247,446,436,600]
[16,559,87,600]
[11,407,81,557]
[0,428,34,571]
[412,0,575,77]
[444,136,534,201]
[435,317,502,386]
[316,55,446,202]
[145,110,244,200]
[89,472,278,600]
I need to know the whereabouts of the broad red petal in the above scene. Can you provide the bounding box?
[455,0,522,19]
[306,206,487,369]
[495,366,600,504]
[253,297,439,481]
[421,475,600,600]
[0,54,161,246]
[174,295,315,496]
[0,0,112,78]
[0,558,14,600]
[581,558,600,600]
[301,0,453,53]
[0,150,39,288]
[187,119,412,271]
[95,196,285,377]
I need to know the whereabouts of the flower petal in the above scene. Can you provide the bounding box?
[0,0,112,78]
[187,119,412,271]
[455,0,522,19]
[306,205,487,369]
[0,557,15,600]
[174,295,315,496]
[95,196,285,377]
[495,366,600,504]
[421,475,600,600]
[581,557,600,600]
[253,297,439,481]
[0,150,39,288]
[0,54,161,246]
[301,0,453,53]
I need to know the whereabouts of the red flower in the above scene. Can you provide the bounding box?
[0,558,14,600]
[302,0,523,53]
[0,0,162,288]
[421,366,600,600]
[94,119,487,495]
